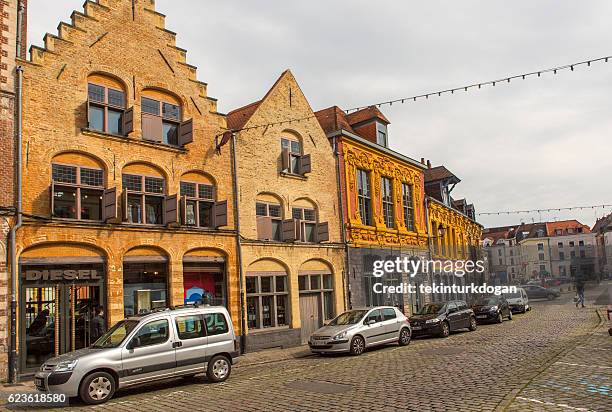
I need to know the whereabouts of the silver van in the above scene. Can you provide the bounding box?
[505,288,530,313]
[34,305,239,405]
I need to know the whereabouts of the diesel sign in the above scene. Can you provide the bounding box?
[24,269,102,281]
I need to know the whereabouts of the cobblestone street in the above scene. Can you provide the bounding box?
[2,282,610,412]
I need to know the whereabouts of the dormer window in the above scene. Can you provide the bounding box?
[376,122,388,147]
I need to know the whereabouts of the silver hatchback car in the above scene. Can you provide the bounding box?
[34,305,239,405]
[309,306,411,355]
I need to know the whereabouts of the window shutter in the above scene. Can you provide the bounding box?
[50,182,56,218]
[102,187,118,222]
[281,148,290,172]
[180,195,187,225]
[178,119,193,146]
[316,221,330,242]
[281,219,299,242]
[299,154,312,175]
[121,190,129,221]
[257,216,273,240]
[164,194,179,226]
[213,200,228,228]
[141,113,163,142]
[123,107,134,135]
[86,99,91,129]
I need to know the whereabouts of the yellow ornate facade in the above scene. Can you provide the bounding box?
[428,199,483,259]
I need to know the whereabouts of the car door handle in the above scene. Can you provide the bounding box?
[172,341,182,348]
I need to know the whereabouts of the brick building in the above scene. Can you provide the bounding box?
[13,0,239,375]
[1,0,27,381]
[227,71,345,350]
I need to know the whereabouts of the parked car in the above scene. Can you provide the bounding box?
[35,305,239,405]
[309,306,411,356]
[522,284,560,300]
[472,295,512,323]
[504,288,530,313]
[409,300,477,338]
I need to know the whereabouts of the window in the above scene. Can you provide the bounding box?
[246,274,288,329]
[365,309,382,323]
[571,251,576,258]
[299,273,335,320]
[376,123,388,147]
[537,243,544,251]
[579,250,586,258]
[88,82,126,135]
[175,315,206,340]
[141,96,181,145]
[123,262,168,316]
[181,181,214,227]
[281,138,302,174]
[122,174,165,225]
[569,241,575,247]
[558,242,563,248]
[578,240,584,247]
[204,313,229,336]
[256,202,282,241]
[131,319,169,347]
[402,183,415,231]
[559,252,565,261]
[498,258,503,265]
[292,207,317,242]
[510,258,514,265]
[382,308,396,321]
[539,265,546,273]
[52,164,104,220]
[357,169,372,226]
[510,250,514,256]
[381,176,394,228]
[539,253,545,261]
[498,249,502,256]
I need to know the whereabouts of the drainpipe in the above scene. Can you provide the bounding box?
[229,133,246,354]
[424,196,433,306]
[9,65,24,383]
[332,136,350,310]
[15,1,25,59]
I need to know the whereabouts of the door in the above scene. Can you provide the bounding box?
[361,309,385,345]
[446,302,461,331]
[299,294,322,344]
[381,308,401,340]
[173,314,208,375]
[23,287,58,370]
[120,317,176,385]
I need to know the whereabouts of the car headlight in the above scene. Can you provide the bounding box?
[489,306,498,312]
[54,360,78,372]
[425,318,440,324]
[332,331,348,340]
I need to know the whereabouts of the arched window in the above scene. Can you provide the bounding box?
[87,73,128,135]
[51,153,114,222]
[180,172,217,228]
[292,198,318,243]
[256,193,283,241]
[122,163,166,225]
[280,132,310,176]
[141,89,192,147]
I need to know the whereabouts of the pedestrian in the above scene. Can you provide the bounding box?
[575,278,585,308]
[91,306,106,342]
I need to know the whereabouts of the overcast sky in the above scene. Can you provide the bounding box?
[27,0,612,229]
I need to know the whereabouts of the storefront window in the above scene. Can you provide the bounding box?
[246,274,289,329]
[183,262,226,306]
[123,262,168,316]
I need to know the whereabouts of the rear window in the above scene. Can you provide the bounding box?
[205,313,229,336]
[175,315,207,340]
[382,308,396,320]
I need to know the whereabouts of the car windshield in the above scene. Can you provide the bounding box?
[329,310,368,326]
[475,297,499,306]
[417,303,446,315]
[91,319,139,348]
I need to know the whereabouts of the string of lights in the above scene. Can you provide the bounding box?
[477,204,612,216]
[219,54,612,137]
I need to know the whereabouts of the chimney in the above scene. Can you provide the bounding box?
[420,157,425,164]
[426,160,431,168]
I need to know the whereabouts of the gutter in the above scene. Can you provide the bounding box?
[9,65,24,383]
[230,133,247,354]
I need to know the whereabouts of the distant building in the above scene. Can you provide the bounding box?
[593,213,612,278]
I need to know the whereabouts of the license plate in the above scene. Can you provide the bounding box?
[311,340,326,346]
[477,315,488,319]
[35,377,43,387]
[412,326,422,330]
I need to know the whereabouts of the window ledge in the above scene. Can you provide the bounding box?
[248,326,291,334]
[82,128,187,153]
[280,171,307,181]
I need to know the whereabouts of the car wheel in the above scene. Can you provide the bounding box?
[206,355,232,383]
[350,335,365,356]
[79,371,116,405]
[547,294,555,300]
[439,321,450,338]
[468,316,477,331]
[508,310,513,321]
[399,328,411,346]
[521,305,527,314]
[497,312,503,323]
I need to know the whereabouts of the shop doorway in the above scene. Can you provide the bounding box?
[21,277,105,373]
[299,294,322,344]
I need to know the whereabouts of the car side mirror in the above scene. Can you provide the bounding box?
[366,319,376,325]
[127,336,141,350]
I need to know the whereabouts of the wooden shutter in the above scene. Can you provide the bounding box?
[86,99,91,129]
[257,216,273,240]
[299,154,312,175]
[102,187,118,222]
[316,221,330,243]
[141,113,163,142]
[281,219,299,242]
[178,119,193,146]
[213,200,228,228]
[123,107,134,136]
[180,195,187,225]
[121,190,129,221]
[164,194,179,226]
[281,148,290,172]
